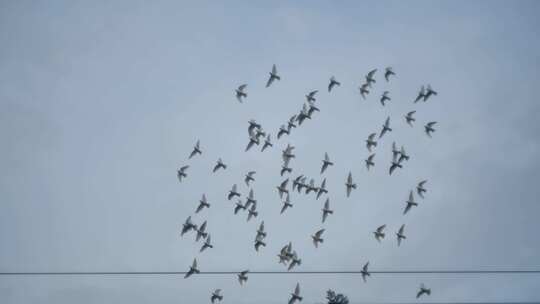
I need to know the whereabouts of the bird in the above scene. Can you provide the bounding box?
[196,194,210,213]
[292,175,304,192]
[405,111,416,127]
[288,251,302,271]
[417,180,428,198]
[389,152,403,175]
[379,116,392,139]
[256,221,267,238]
[247,203,258,222]
[296,106,310,126]
[234,199,247,215]
[328,76,341,92]
[211,289,223,303]
[200,234,213,252]
[278,244,291,265]
[392,141,401,159]
[289,283,303,304]
[380,91,391,106]
[366,69,377,86]
[245,134,260,151]
[396,225,406,246]
[277,178,290,199]
[181,216,197,236]
[312,229,325,248]
[414,86,426,103]
[345,172,357,197]
[277,125,290,139]
[424,84,438,101]
[384,67,395,82]
[189,140,202,159]
[266,64,280,87]
[262,134,273,151]
[296,177,308,193]
[306,178,318,195]
[244,171,256,186]
[237,270,249,285]
[322,198,333,223]
[359,83,370,99]
[321,152,334,174]
[416,284,431,298]
[254,127,266,140]
[195,221,208,242]
[245,189,257,209]
[373,224,386,242]
[361,262,370,283]
[213,158,227,173]
[184,258,200,279]
[236,84,247,103]
[177,165,189,182]
[287,115,297,131]
[254,234,266,252]
[281,159,293,176]
[404,190,418,215]
[366,133,377,152]
[228,184,241,200]
[316,178,328,200]
[306,90,318,102]
[281,193,293,214]
[365,153,375,171]
[399,146,410,162]
[425,121,437,137]
[307,100,320,117]
[248,119,261,134]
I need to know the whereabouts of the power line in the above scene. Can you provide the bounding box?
[1,269,540,276]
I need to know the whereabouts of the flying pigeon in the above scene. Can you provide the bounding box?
[200,234,213,252]
[396,225,406,246]
[184,258,200,279]
[248,119,261,135]
[417,180,428,198]
[196,194,210,213]
[321,152,334,174]
[328,76,341,92]
[238,270,249,285]
[247,203,258,222]
[288,251,302,271]
[289,283,303,304]
[287,115,297,131]
[306,90,318,102]
[405,111,416,127]
[389,152,403,175]
[322,198,334,223]
[234,199,247,215]
[307,100,320,117]
[277,178,290,199]
[359,83,370,99]
[366,133,377,152]
[384,67,395,82]
[244,171,256,186]
[281,193,293,214]
[365,69,377,86]
[256,221,267,238]
[228,184,241,200]
[365,153,375,171]
[254,234,266,252]
[292,175,304,192]
[399,146,410,162]
[277,125,290,139]
[262,134,273,151]
[213,158,227,173]
[181,216,197,237]
[345,172,357,197]
[195,221,208,242]
[312,229,325,248]
[245,134,260,151]
[236,84,247,103]
[373,225,386,242]
[189,140,202,159]
[245,189,257,209]
[296,177,307,193]
[316,178,328,200]
[306,178,318,195]
[403,190,418,214]
[379,116,392,139]
[414,86,426,103]
[177,165,189,182]
[211,289,223,303]
[425,121,437,137]
[380,91,391,106]
[417,284,431,298]
[424,84,438,101]
[361,262,370,283]
[266,64,280,88]
[281,159,293,176]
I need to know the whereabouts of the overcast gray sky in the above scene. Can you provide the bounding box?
[1,1,540,303]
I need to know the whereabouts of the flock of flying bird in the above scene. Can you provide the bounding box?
[177,64,438,303]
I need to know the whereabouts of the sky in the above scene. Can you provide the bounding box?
[1,0,540,303]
